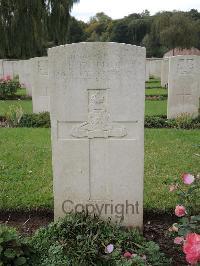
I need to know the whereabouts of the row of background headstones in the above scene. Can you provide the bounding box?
[0,55,199,119]
[0,58,49,113]
[146,56,200,119]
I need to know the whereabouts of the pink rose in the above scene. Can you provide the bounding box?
[123,252,132,259]
[182,173,195,185]
[183,233,200,265]
[174,237,184,245]
[175,205,186,217]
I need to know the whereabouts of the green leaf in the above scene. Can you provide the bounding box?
[191,215,200,221]
[0,245,3,254]
[4,248,17,259]
[14,256,27,265]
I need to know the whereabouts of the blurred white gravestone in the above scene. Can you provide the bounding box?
[31,57,50,113]
[167,55,200,119]
[145,60,150,81]
[148,58,162,79]
[49,42,145,228]
[18,60,32,96]
[0,60,3,78]
[161,58,169,88]
[2,60,14,78]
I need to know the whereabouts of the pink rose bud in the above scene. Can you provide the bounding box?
[182,173,195,185]
[175,205,187,217]
[123,252,132,259]
[169,223,179,232]
[169,184,178,192]
[174,237,184,245]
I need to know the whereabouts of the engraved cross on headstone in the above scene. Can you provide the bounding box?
[70,88,130,200]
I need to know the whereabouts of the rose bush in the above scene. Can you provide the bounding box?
[168,173,200,265]
[0,75,21,99]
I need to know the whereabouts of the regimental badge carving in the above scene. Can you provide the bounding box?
[177,59,194,75]
[71,89,127,139]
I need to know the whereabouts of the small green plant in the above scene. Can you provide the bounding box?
[30,213,170,265]
[0,225,33,265]
[175,113,194,129]
[19,112,50,128]
[5,104,24,127]
[0,76,21,99]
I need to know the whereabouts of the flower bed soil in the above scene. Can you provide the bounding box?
[0,210,186,265]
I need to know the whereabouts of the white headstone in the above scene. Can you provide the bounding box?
[167,55,200,119]
[0,60,3,78]
[145,60,150,81]
[12,61,20,77]
[31,57,50,113]
[18,60,32,96]
[161,58,169,88]
[49,42,145,228]
[148,58,162,79]
[2,60,14,78]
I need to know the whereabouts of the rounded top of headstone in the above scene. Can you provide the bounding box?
[48,42,146,55]
[170,54,200,60]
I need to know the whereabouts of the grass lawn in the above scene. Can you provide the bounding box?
[145,88,167,96]
[16,88,27,97]
[145,100,167,116]
[0,128,199,213]
[0,100,32,115]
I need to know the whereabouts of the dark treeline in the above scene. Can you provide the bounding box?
[1,2,200,59]
[77,9,200,57]
[0,0,79,59]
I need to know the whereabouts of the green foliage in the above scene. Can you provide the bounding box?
[0,77,21,99]
[0,225,32,265]
[145,115,200,129]
[85,12,113,42]
[160,12,198,51]
[0,0,79,58]
[175,113,199,129]
[30,213,170,265]
[5,104,24,127]
[2,5,200,58]
[84,9,200,57]
[145,115,168,128]
[5,110,200,129]
[19,112,50,128]
[67,17,87,43]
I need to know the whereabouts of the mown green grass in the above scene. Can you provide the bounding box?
[0,100,32,115]
[145,88,167,96]
[144,129,200,212]
[0,128,52,210]
[0,128,199,212]
[145,100,167,116]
